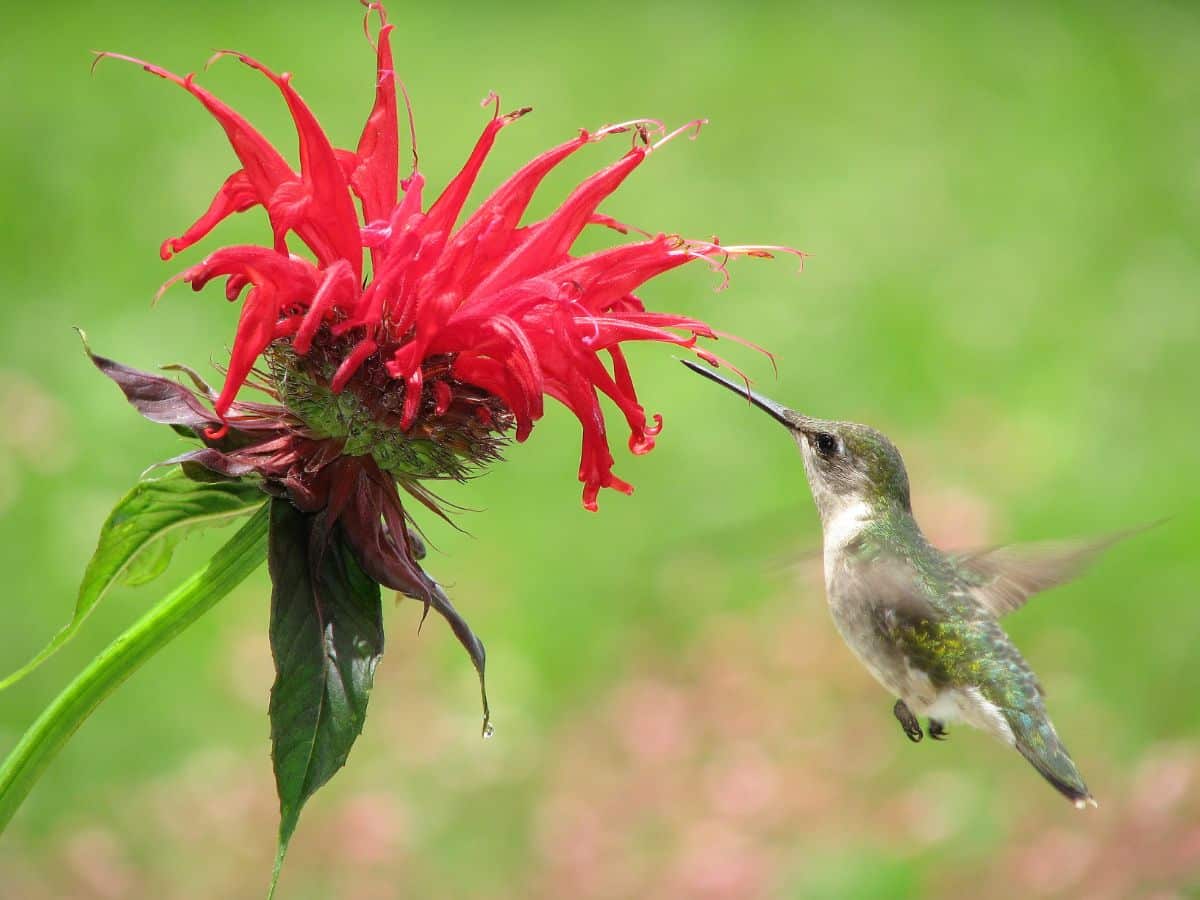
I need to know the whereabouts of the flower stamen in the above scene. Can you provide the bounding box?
[651,118,707,151]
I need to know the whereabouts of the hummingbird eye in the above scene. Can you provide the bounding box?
[813,431,839,458]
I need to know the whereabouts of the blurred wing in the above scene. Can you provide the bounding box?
[846,547,1046,697]
[839,543,948,625]
[951,525,1152,617]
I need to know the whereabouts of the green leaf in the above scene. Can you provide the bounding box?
[266,500,384,899]
[119,530,180,587]
[0,504,270,833]
[0,471,264,691]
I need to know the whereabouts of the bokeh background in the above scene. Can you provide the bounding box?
[2,1,1198,897]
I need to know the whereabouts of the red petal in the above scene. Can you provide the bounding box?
[293,259,359,354]
[178,246,320,298]
[161,169,258,260]
[331,338,378,392]
[425,110,521,239]
[468,147,648,300]
[216,278,281,416]
[429,122,655,304]
[433,380,452,416]
[95,53,295,213]
[348,19,399,228]
[545,236,692,313]
[211,51,363,277]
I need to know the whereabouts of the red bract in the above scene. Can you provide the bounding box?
[97,1,801,511]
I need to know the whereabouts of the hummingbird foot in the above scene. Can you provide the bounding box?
[928,719,949,741]
[892,699,923,743]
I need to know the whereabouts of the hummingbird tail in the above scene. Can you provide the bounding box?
[1010,713,1097,809]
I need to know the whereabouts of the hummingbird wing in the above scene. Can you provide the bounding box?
[950,526,1150,617]
[835,532,1041,675]
[849,549,1049,699]
[851,551,947,622]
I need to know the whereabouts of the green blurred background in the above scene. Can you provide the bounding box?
[2,1,1198,897]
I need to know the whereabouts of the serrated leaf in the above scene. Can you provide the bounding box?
[0,471,264,691]
[266,499,384,899]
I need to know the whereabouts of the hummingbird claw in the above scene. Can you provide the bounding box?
[928,719,949,741]
[892,699,923,743]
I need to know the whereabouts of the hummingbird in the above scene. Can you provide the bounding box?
[682,358,1115,808]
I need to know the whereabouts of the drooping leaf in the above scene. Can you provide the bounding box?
[169,446,262,479]
[79,329,220,431]
[0,471,264,691]
[266,499,384,898]
[425,581,490,735]
[330,458,490,733]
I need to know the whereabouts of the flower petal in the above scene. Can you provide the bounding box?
[468,146,648,300]
[210,51,364,277]
[94,53,296,214]
[348,12,399,229]
[160,169,259,260]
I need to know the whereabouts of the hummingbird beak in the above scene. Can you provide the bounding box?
[680,359,808,431]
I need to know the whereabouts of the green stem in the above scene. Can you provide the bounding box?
[0,503,269,833]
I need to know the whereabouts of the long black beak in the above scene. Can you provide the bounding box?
[680,359,803,430]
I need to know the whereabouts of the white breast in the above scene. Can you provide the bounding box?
[822,500,870,586]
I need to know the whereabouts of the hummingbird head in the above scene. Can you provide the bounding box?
[681,360,912,525]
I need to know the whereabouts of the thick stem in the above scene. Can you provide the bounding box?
[0,503,270,832]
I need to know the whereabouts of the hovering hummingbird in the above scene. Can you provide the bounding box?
[682,359,1118,808]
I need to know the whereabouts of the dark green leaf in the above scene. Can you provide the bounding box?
[267,500,384,898]
[0,471,264,691]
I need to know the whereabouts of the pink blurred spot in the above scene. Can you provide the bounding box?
[610,678,693,764]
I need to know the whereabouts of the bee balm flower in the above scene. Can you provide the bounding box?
[95,3,798,516]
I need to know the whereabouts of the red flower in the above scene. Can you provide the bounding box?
[96,2,799,512]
